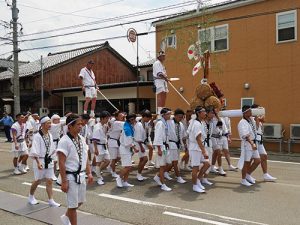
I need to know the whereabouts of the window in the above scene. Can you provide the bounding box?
[241,98,254,108]
[166,35,176,48]
[64,97,78,114]
[147,70,153,81]
[198,24,228,52]
[276,10,297,43]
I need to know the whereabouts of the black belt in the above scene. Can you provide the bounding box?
[53,139,59,143]
[211,134,221,138]
[84,85,96,88]
[96,142,107,150]
[163,142,169,150]
[66,168,86,184]
[109,137,120,147]
[17,139,24,143]
[204,137,210,147]
[169,140,180,149]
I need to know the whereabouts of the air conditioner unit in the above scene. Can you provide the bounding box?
[263,123,282,139]
[290,124,300,140]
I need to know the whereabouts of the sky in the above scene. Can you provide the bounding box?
[0,0,226,64]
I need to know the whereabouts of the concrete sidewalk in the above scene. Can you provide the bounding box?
[0,190,130,225]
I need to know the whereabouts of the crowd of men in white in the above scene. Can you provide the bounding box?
[9,105,276,225]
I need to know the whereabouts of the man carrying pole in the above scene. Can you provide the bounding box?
[79,60,98,117]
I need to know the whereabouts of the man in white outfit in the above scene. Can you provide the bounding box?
[79,60,98,117]
[153,108,172,192]
[57,113,93,225]
[28,116,60,207]
[251,104,277,181]
[153,51,170,115]
[237,105,261,186]
[187,106,210,193]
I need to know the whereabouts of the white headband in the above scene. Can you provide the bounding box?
[66,118,81,126]
[243,108,251,114]
[40,116,51,124]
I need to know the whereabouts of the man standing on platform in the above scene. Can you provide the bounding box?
[79,60,98,117]
[153,51,169,115]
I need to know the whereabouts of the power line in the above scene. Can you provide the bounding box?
[19,0,125,23]
[20,1,197,37]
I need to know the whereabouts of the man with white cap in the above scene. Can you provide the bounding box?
[153,51,170,115]
[28,116,60,207]
[153,108,172,192]
[57,113,93,225]
[237,105,261,186]
[79,60,98,117]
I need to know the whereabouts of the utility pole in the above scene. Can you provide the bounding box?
[41,55,44,109]
[12,0,20,117]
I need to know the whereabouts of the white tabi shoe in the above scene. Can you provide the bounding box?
[218,167,227,176]
[184,165,192,171]
[263,173,277,182]
[176,177,187,184]
[13,167,21,175]
[137,174,147,181]
[60,214,71,225]
[123,181,134,187]
[48,199,60,207]
[241,179,253,187]
[164,172,173,181]
[228,165,238,171]
[201,178,213,186]
[246,174,256,184]
[161,184,172,191]
[28,195,39,205]
[19,164,27,173]
[116,176,123,188]
[210,166,219,174]
[52,174,57,181]
[25,165,30,171]
[97,178,105,185]
[197,179,205,190]
[193,185,205,193]
[111,172,118,178]
[153,175,162,186]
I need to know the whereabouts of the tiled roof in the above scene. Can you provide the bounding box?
[0,42,108,80]
[138,58,155,67]
[0,59,29,69]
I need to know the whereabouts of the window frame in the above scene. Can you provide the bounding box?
[198,24,229,53]
[166,34,177,49]
[276,10,297,44]
[241,97,254,109]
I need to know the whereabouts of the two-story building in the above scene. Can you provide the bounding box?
[153,0,300,152]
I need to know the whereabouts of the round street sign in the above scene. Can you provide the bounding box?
[127,28,137,43]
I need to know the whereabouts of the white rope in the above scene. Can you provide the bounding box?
[168,82,190,106]
[97,89,119,111]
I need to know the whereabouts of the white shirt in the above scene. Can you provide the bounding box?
[238,118,256,150]
[30,131,55,169]
[79,67,96,87]
[92,123,108,153]
[188,119,206,151]
[153,60,167,88]
[107,120,124,147]
[119,123,134,154]
[153,119,168,146]
[50,123,62,140]
[11,122,26,140]
[167,119,186,150]
[57,134,88,173]
[223,117,231,134]
[134,121,147,144]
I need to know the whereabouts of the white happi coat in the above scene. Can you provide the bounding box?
[92,123,108,154]
[237,117,256,169]
[107,120,124,148]
[152,60,168,92]
[11,122,28,152]
[30,131,55,169]
[167,119,186,150]
[187,119,205,151]
[153,119,168,150]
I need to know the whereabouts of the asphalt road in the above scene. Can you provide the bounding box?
[0,138,299,225]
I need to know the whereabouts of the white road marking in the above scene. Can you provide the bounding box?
[98,193,268,225]
[22,182,62,193]
[231,157,300,165]
[163,211,232,225]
